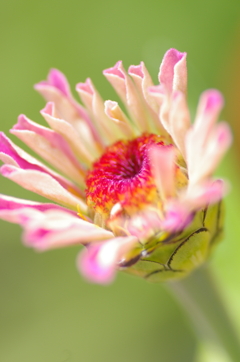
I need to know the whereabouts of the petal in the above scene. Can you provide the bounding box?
[186,122,232,185]
[11,115,86,185]
[129,62,166,134]
[129,62,157,111]
[185,90,227,185]
[169,91,191,157]
[149,145,176,200]
[191,90,224,154]
[103,61,149,133]
[161,180,226,233]
[159,48,187,94]
[0,132,84,197]
[194,89,224,133]
[148,84,172,136]
[161,180,227,233]
[126,209,162,242]
[0,194,76,223]
[104,100,136,138]
[22,209,113,250]
[161,202,193,233]
[1,165,87,212]
[148,84,165,99]
[35,69,103,154]
[77,236,138,284]
[38,68,71,97]
[76,78,126,143]
[103,61,126,100]
[197,123,232,182]
[41,102,94,166]
[35,69,92,129]
[185,179,227,210]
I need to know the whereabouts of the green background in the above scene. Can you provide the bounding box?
[1,0,240,361]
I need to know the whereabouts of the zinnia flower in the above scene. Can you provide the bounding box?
[0,49,231,284]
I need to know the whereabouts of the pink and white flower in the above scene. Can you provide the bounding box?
[0,49,232,284]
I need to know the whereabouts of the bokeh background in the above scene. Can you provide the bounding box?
[1,0,240,361]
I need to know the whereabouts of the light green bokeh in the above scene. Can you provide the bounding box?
[0,0,240,361]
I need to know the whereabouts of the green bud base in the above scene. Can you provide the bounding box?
[124,202,224,282]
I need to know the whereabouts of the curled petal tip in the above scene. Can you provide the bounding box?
[33,82,45,91]
[103,61,124,79]
[202,180,227,205]
[76,78,94,95]
[216,122,232,148]
[77,244,116,284]
[162,203,193,233]
[202,89,224,113]
[40,102,54,116]
[12,114,28,131]
[165,48,187,59]
[47,68,70,97]
[128,63,144,78]
[77,236,138,284]
[104,99,117,108]
[159,48,187,94]
[34,69,70,97]
[1,164,14,177]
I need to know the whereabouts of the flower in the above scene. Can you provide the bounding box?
[0,49,232,284]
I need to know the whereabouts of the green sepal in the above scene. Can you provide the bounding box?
[123,202,224,282]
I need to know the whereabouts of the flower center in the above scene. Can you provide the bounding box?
[86,134,168,217]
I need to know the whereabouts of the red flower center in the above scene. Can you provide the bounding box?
[86,134,168,216]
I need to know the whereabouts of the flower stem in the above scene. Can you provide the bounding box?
[167,265,240,362]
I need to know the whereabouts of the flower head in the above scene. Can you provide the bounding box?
[0,49,231,284]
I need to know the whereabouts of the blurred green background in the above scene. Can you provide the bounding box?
[1,0,240,361]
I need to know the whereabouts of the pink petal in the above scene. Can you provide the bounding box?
[159,48,187,94]
[185,90,225,185]
[0,132,84,197]
[1,165,87,212]
[148,84,172,136]
[104,100,135,138]
[22,209,113,251]
[41,102,94,166]
[161,180,227,233]
[185,179,227,210]
[36,69,89,123]
[129,62,165,134]
[11,115,86,185]
[150,49,188,137]
[35,69,103,152]
[126,209,162,242]
[161,202,193,233]
[169,91,191,156]
[103,61,129,101]
[0,194,75,223]
[196,89,224,123]
[43,68,71,97]
[103,61,149,133]
[194,89,224,132]
[76,78,125,143]
[77,243,117,284]
[149,145,176,200]
[108,204,162,243]
[186,122,232,185]
[200,122,232,179]
[77,236,138,284]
